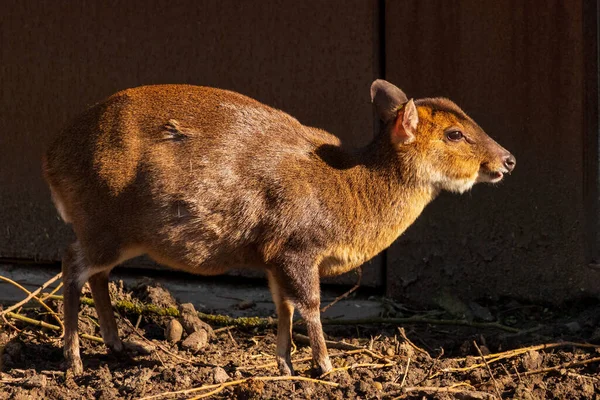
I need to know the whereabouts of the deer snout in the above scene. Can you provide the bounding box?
[503,154,516,173]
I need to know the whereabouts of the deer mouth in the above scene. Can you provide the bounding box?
[477,169,504,183]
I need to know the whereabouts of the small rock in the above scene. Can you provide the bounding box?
[373,381,383,391]
[237,300,256,310]
[565,321,581,333]
[165,319,184,343]
[144,284,178,308]
[213,366,229,383]
[123,339,154,355]
[385,347,395,357]
[522,350,542,371]
[179,303,214,337]
[23,374,47,389]
[181,330,209,353]
[469,302,494,322]
[397,342,415,358]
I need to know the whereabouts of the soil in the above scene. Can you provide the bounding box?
[1,280,599,399]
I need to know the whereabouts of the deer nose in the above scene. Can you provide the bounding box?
[503,154,516,172]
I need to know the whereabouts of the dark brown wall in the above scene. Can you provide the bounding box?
[1,0,598,302]
[0,0,382,285]
[385,0,600,303]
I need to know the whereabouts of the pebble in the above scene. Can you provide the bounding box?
[123,339,154,355]
[522,350,542,371]
[213,366,230,383]
[179,303,214,337]
[469,301,494,322]
[237,300,256,310]
[165,319,184,343]
[181,329,209,353]
[385,347,395,357]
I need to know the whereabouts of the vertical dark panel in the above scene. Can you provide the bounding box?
[584,0,600,268]
[0,0,382,286]
[385,0,600,303]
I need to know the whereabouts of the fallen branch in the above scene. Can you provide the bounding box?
[453,341,600,362]
[519,356,600,377]
[5,312,102,343]
[436,341,600,376]
[400,383,495,399]
[0,273,62,316]
[137,375,339,400]
[0,275,64,333]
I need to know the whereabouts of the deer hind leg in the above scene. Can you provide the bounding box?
[62,241,138,374]
[88,270,122,353]
[267,272,295,375]
[62,241,89,375]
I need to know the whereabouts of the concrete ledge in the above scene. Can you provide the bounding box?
[0,264,384,321]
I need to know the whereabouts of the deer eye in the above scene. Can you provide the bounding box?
[445,130,463,141]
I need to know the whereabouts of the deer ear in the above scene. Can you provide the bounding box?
[371,79,409,122]
[391,99,419,145]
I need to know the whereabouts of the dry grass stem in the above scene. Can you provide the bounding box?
[320,361,396,378]
[519,356,600,377]
[399,356,411,388]
[398,327,431,359]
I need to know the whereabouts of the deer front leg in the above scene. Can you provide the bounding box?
[273,259,332,375]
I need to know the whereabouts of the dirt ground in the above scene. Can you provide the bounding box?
[1,279,599,399]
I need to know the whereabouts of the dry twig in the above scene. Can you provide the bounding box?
[122,316,195,365]
[320,361,396,378]
[137,375,339,400]
[474,340,502,399]
[399,356,411,388]
[321,267,362,313]
[398,327,431,359]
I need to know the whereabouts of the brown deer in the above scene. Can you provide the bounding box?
[43,80,515,376]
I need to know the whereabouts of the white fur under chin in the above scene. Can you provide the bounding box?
[443,178,477,193]
[425,167,477,194]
